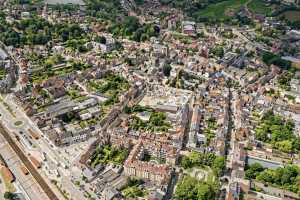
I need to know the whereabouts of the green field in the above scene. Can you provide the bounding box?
[280,10,300,22]
[0,68,6,80]
[248,0,273,16]
[196,0,248,20]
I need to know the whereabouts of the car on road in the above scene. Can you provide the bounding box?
[20,164,29,175]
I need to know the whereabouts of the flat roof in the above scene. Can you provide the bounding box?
[45,0,85,5]
[282,56,300,63]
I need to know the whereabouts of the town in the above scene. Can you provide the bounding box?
[0,0,300,200]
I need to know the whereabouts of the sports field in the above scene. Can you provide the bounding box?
[197,0,248,20]
[248,0,273,16]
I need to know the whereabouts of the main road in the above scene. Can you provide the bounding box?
[0,123,59,200]
[0,93,86,200]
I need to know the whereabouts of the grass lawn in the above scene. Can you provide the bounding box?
[248,0,273,16]
[280,10,300,22]
[184,166,216,183]
[196,0,248,20]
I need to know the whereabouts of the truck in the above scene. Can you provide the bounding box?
[20,165,29,175]
[29,156,41,169]
[28,129,40,140]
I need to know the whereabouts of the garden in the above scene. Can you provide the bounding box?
[89,145,128,168]
[245,163,300,196]
[203,117,218,145]
[175,175,219,200]
[180,151,226,177]
[128,109,171,133]
[121,178,148,199]
[255,110,300,154]
[88,74,129,107]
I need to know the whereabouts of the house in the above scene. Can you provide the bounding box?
[227,182,241,200]
[101,187,122,200]
[182,21,196,35]
[148,190,165,200]
[123,140,175,185]
[290,79,300,93]
[82,164,104,182]
[282,56,300,69]
[57,124,90,146]
[21,12,30,19]
[152,44,168,58]
[187,104,202,148]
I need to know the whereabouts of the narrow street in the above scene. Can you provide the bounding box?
[221,82,237,197]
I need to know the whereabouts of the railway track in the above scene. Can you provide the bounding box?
[0,123,59,200]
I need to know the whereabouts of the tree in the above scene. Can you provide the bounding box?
[262,51,291,70]
[181,155,193,169]
[196,183,216,200]
[134,0,144,5]
[211,46,224,58]
[212,156,225,176]
[175,176,199,200]
[163,64,172,77]
[96,36,106,44]
[274,140,293,153]
[175,176,217,200]
[255,110,298,153]
[246,164,300,195]
[4,192,15,200]
[245,163,264,179]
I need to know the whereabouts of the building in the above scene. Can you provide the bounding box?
[187,104,204,148]
[101,186,122,200]
[123,140,175,185]
[182,21,196,35]
[282,56,300,69]
[227,182,241,200]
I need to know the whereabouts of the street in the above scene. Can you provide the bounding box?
[0,93,87,200]
[0,129,50,200]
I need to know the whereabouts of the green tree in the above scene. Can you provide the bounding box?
[163,64,172,77]
[175,176,217,200]
[274,140,293,153]
[212,156,225,176]
[245,163,264,179]
[96,36,106,44]
[196,183,216,200]
[256,169,275,183]
[211,46,224,58]
[175,176,199,200]
[181,155,193,169]
[4,192,15,200]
